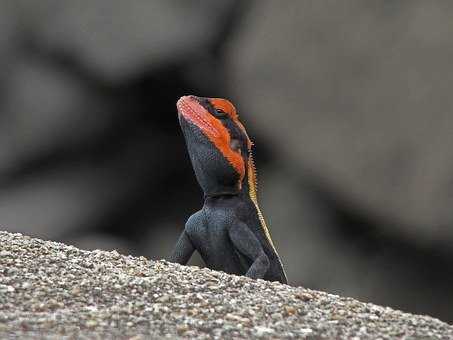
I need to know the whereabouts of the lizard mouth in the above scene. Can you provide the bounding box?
[177,96,221,138]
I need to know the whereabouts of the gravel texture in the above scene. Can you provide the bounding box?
[0,231,452,339]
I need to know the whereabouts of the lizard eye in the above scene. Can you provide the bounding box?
[213,108,228,118]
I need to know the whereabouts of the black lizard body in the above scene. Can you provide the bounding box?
[170,95,287,284]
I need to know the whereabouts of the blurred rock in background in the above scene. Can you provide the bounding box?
[1,0,453,322]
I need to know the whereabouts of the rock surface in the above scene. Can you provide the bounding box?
[1,231,452,339]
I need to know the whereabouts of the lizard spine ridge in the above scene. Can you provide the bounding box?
[247,153,287,280]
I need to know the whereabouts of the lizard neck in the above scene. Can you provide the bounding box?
[203,154,255,201]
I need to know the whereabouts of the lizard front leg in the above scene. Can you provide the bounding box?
[228,222,270,279]
[169,230,194,265]
[169,211,205,265]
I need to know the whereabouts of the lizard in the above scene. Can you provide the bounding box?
[169,95,287,284]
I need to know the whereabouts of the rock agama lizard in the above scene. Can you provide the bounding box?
[170,95,287,284]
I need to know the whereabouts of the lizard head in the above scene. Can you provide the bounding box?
[177,95,252,196]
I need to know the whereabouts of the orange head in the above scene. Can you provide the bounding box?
[177,95,252,196]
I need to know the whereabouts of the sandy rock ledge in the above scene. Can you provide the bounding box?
[0,231,452,339]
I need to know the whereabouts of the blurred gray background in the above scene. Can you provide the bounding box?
[1,0,453,322]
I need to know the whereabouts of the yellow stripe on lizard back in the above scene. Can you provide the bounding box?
[247,155,274,247]
[247,154,287,279]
